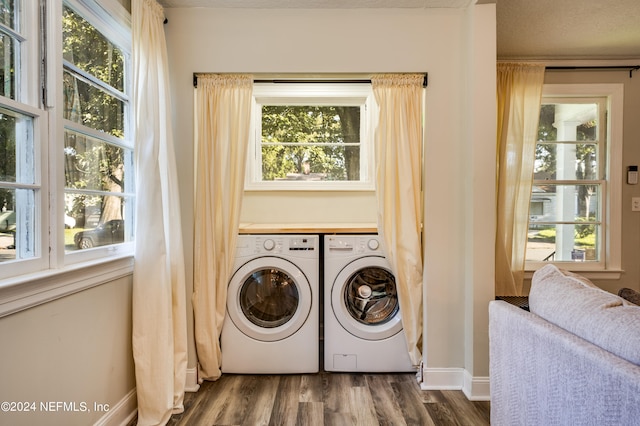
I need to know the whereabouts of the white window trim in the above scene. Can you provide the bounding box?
[0,254,133,318]
[246,83,377,191]
[525,83,623,280]
[21,0,41,107]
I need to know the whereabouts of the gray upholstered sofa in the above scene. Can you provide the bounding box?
[489,264,640,426]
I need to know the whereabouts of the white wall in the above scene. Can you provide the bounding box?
[462,3,496,393]
[0,276,136,425]
[164,4,496,392]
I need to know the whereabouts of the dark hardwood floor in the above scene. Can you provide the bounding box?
[164,372,490,426]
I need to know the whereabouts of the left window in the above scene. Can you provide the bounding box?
[0,0,133,280]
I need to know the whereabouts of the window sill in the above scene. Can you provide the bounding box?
[0,254,134,318]
[524,268,623,281]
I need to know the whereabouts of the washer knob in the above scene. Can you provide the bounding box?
[263,239,276,251]
[367,239,380,250]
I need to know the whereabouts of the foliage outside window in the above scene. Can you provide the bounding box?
[526,94,610,268]
[247,83,375,191]
[62,2,133,253]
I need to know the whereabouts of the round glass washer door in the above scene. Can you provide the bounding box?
[227,256,311,342]
[331,256,403,341]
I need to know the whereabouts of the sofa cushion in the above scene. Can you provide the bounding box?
[529,264,640,366]
[618,287,640,306]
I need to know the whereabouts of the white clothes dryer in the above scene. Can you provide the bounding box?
[324,234,415,372]
[221,234,319,374]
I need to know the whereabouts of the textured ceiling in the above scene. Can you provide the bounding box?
[497,0,640,60]
[157,0,640,60]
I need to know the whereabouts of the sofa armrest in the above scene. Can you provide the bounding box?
[489,300,640,426]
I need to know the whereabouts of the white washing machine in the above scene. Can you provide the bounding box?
[324,234,415,372]
[221,234,319,374]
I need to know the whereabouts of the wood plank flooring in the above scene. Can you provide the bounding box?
[165,373,490,426]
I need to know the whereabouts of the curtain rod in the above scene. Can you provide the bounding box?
[192,74,428,88]
[546,65,640,78]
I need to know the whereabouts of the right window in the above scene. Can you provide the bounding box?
[526,84,623,274]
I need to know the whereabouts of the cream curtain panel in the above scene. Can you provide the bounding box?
[371,74,424,367]
[495,63,545,296]
[193,74,253,381]
[132,0,188,425]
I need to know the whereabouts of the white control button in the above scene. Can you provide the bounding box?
[263,239,275,251]
[367,239,379,250]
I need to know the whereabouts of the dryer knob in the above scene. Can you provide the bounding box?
[263,239,276,251]
[367,239,380,251]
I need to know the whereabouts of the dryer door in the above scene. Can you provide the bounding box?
[227,256,312,342]
[331,256,403,341]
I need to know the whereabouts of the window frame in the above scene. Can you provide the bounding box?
[246,83,377,191]
[0,0,48,277]
[0,0,133,316]
[60,0,134,266]
[525,83,623,278]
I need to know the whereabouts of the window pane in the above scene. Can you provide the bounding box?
[0,31,15,100]
[63,71,125,137]
[0,188,15,261]
[0,1,15,28]
[0,188,35,262]
[0,108,16,182]
[538,103,598,142]
[64,129,128,192]
[62,6,124,92]
[64,193,131,251]
[262,145,360,181]
[535,143,599,180]
[262,105,360,144]
[527,223,599,262]
[0,107,34,184]
[530,184,600,223]
[261,105,361,181]
[62,2,134,259]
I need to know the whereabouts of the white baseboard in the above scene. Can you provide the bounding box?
[185,366,200,392]
[420,367,465,390]
[93,388,137,426]
[462,370,490,401]
[419,367,490,401]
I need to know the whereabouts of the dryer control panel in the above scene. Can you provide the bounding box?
[235,235,318,257]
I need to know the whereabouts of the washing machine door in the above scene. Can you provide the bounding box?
[332,256,403,341]
[227,256,312,342]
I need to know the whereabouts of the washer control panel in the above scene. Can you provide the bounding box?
[235,235,318,257]
[288,237,316,251]
[326,235,382,255]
